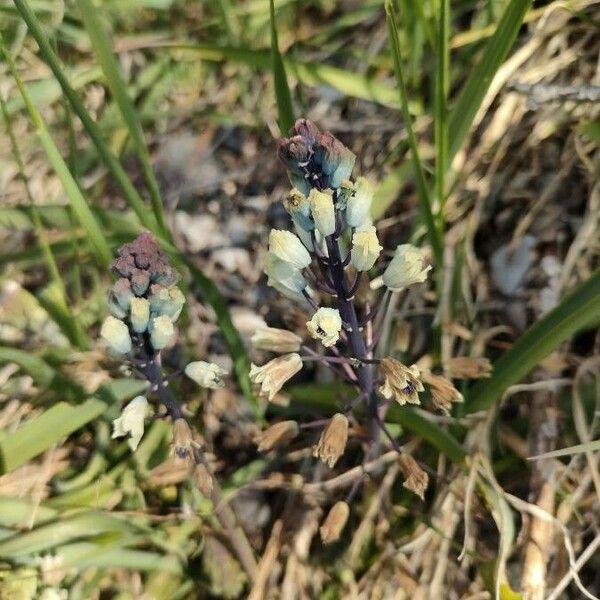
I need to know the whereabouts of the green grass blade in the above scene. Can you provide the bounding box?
[214,0,241,42]
[434,0,450,236]
[448,0,533,161]
[0,94,65,298]
[53,543,184,574]
[389,405,466,464]
[528,439,600,460]
[38,283,91,350]
[0,399,106,474]
[0,377,146,473]
[269,0,294,133]
[11,0,158,233]
[76,0,168,238]
[169,44,403,109]
[385,0,442,267]
[0,347,58,388]
[0,37,111,269]
[0,513,140,557]
[466,268,600,413]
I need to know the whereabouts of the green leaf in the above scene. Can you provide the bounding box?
[467,268,600,412]
[0,497,58,528]
[38,282,91,350]
[52,542,183,574]
[172,44,402,109]
[528,439,600,460]
[270,0,294,134]
[434,0,450,237]
[0,347,59,388]
[0,35,112,269]
[448,0,533,161]
[11,0,158,233]
[385,1,442,267]
[76,0,168,238]
[0,512,140,557]
[0,377,146,474]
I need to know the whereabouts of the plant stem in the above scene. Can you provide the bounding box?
[325,234,379,449]
[135,338,257,580]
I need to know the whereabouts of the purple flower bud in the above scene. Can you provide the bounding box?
[291,118,320,145]
[110,232,180,296]
[314,133,355,188]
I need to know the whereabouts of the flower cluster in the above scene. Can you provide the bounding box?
[100,232,228,451]
[251,119,464,501]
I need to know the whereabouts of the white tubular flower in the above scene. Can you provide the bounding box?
[265,253,307,294]
[306,307,342,347]
[100,316,132,354]
[268,230,312,269]
[112,395,148,451]
[346,177,373,228]
[130,297,150,333]
[308,189,336,237]
[149,315,175,350]
[249,353,303,401]
[185,361,228,389]
[382,244,431,292]
[294,222,314,253]
[350,225,382,272]
[284,188,314,231]
[251,326,302,353]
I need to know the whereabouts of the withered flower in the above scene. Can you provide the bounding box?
[172,418,194,459]
[422,371,464,415]
[251,326,302,354]
[398,454,429,500]
[320,501,350,544]
[193,463,214,498]
[256,420,299,452]
[444,357,492,380]
[250,353,303,401]
[379,358,423,405]
[313,413,349,468]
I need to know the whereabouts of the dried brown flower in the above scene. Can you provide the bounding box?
[256,420,299,452]
[398,454,429,500]
[422,371,464,415]
[249,353,303,401]
[313,413,348,468]
[320,501,350,544]
[193,463,214,498]
[444,357,492,380]
[172,418,194,459]
[251,327,303,354]
[379,358,423,405]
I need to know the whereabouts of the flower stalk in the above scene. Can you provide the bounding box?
[101,233,257,580]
